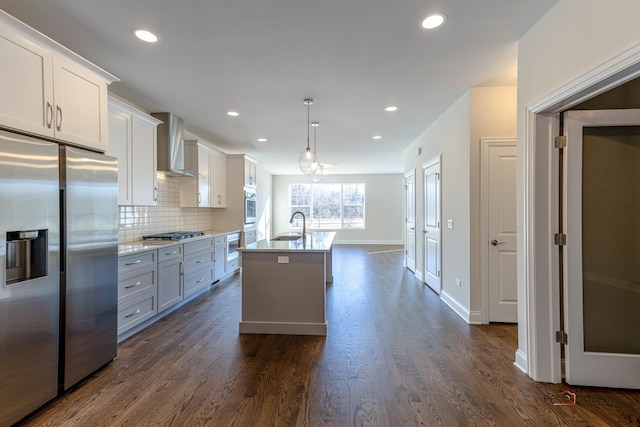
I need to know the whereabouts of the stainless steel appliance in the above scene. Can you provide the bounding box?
[244,189,256,224]
[60,146,118,391]
[227,232,240,262]
[151,112,196,177]
[0,130,118,426]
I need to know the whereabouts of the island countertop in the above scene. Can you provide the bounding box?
[240,231,335,253]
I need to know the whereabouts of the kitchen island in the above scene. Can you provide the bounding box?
[239,231,335,336]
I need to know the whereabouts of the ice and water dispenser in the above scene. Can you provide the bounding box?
[5,229,48,285]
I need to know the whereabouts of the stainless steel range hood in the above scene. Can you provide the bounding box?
[151,112,196,177]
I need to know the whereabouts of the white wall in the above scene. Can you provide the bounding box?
[469,86,517,314]
[404,91,471,310]
[272,174,403,244]
[256,167,273,241]
[403,86,517,322]
[517,0,640,378]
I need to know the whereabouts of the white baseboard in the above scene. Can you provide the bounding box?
[415,270,423,282]
[333,240,403,245]
[239,321,327,336]
[514,349,528,374]
[468,311,482,325]
[440,290,471,323]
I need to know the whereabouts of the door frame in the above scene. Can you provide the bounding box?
[480,138,516,324]
[522,45,640,382]
[422,155,441,293]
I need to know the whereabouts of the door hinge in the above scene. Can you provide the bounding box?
[437,270,441,277]
[555,330,568,345]
[554,135,567,149]
[554,233,567,246]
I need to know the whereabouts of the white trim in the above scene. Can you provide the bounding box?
[468,311,482,325]
[440,290,470,323]
[415,270,423,282]
[333,239,403,245]
[522,40,640,382]
[404,170,416,271]
[514,350,528,374]
[480,138,516,324]
[239,321,327,336]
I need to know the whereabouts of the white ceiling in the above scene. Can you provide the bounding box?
[0,0,557,175]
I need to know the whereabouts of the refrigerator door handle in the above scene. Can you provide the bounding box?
[59,188,65,273]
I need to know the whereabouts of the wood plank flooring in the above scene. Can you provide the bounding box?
[18,245,640,426]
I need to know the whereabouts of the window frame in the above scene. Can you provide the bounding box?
[288,183,366,230]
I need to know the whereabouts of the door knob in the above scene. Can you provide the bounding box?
[490,239,506,246]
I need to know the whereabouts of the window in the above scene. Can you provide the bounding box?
[289,183,365,229]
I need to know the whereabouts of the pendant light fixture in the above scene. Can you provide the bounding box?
[299,98,318,175]
[310,121,324,182]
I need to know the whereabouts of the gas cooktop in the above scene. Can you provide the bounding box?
[142,231,204,241]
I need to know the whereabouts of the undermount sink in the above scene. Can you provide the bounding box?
[271,235,303,241]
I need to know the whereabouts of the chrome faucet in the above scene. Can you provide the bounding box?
[289,211,306,238]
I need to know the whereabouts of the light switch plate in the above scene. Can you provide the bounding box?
[278,256,289,264]
[447,219,454,229]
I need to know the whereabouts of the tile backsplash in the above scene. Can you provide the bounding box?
[118,174,213,243]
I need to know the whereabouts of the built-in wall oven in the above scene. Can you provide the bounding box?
[244,189,256,224]
[226,232,240,262]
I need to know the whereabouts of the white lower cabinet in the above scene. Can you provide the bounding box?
[157,244,184,313]
[184,238,214,297]
[214,236,226,281]
[117,251,158,335]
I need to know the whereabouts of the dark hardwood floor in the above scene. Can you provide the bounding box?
[19,245,640,426]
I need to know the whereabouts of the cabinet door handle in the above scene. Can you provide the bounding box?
[56,105,62,131]
[124,309,141,318]
[125,281,142,289]
[180,261,184,275]
[218,194,222,204]
[125,259,141,265]
[198,192,201,204]
[154,187,158,202]
[166,251,177,256]
[46,102,53,128]
[196,278,205,283]
[196,259,205,264]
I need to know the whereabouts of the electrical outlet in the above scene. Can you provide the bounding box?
[277,256,289,264]
[448,219,454,229]
[456,279,462,287]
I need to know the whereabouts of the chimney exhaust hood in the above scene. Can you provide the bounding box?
[151,112,196,177]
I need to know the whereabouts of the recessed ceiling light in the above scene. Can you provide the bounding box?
[421,13,446,30]
[257,138,267,142]
[133,29,158,43]
[372,135,382,140]
[384,106,398,112]
[226,111,239,117]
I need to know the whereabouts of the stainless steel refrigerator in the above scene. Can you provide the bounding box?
[0,130,118,426]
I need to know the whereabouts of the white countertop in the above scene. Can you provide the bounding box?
[118,228,241,256]
[240,232,335,253]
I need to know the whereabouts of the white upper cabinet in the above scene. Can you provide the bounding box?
[0,11,117,151]
[107,97,161,206]
[211,153,227,208]
[181,141,227,208]
[180,140,211,208]
[244,157,257,188]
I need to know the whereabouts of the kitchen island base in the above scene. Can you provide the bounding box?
[239,243,332,336]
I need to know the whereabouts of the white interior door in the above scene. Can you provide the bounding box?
[564,109,640,389]
[485,141,517,323]
[423,159,441,293]
[405,171,416,272]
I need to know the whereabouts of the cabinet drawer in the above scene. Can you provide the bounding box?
[184,237,213,255]
[214,236,225,246]
[118,264,156,304]
[226,257,239,273]
[158,244,183,262]
[185,267,213,297]
[119,250,156,274]
[118,292,157,335]
[184,250,214,272]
